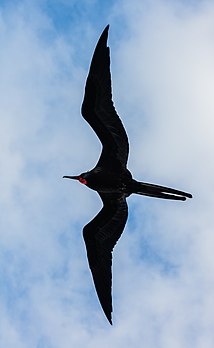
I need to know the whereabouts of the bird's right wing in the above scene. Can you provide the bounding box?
[83,192,128,324]
[81,25,129,170]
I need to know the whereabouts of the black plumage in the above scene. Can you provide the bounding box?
[63,25,192,324]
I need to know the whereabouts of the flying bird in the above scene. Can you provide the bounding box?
[64,25,192,325]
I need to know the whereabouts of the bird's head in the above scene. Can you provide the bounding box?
[63,172,88,185]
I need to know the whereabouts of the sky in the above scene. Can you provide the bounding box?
[0,0,214,346]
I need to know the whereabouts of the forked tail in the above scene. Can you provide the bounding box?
[133,181,192,201]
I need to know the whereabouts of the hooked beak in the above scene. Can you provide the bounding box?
[63,175,79,180]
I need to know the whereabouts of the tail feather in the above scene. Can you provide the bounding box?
[133,181,192,201]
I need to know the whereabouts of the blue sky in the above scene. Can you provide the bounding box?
[0,0,214,347]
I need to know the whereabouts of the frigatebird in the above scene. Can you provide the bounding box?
[63,25,192,324]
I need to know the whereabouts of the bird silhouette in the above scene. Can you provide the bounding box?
[63,25,192,325]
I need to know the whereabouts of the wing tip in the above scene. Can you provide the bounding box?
[105,311,113,325]
[109,317,113,325]
[105,24,110,32]
[100,24,110,47]
[87,24,110,70]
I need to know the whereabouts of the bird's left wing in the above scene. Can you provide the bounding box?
[83,192,128,324]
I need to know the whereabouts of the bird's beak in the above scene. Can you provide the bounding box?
[63,175,79,180]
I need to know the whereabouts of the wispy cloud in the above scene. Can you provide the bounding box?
[0,0,213,347]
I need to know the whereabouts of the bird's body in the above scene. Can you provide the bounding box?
[76,166,133,194]
[64,25,192,325]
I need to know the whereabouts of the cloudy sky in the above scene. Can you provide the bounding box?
[0,0,214,346]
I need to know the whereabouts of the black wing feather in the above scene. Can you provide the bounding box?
[83,192,128,324]
[81,25,129,169]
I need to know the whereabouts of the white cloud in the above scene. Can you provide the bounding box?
[0,0,214,347]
